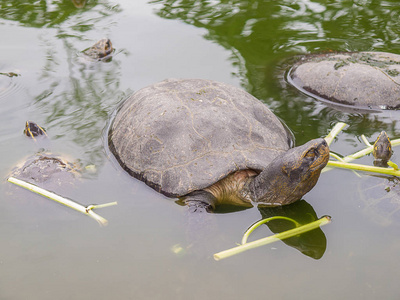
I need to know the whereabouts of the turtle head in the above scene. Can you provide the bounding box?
[24,121,47,140]
[373,131,392,163]
[249,138,329,206]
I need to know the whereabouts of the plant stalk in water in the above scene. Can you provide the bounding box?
[8,176,117,226]
[213,216,331,261]
[241,216,301,244]
[324,122,400,174]
[326,161,400,177]
[324,122,347,146]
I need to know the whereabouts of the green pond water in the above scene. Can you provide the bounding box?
[1,1,400,299]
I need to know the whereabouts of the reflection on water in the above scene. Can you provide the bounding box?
[151,0,400,142]
[0,0,126,170]
[34,36,127,168]
[150,0,400,89]
[72,0,86,9]
[258,200,327,259]
[0,0,98,28]
[355,175,400,227]
[0,72,23,100]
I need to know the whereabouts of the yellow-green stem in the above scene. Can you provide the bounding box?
[360,134,372,147]
[324,122,347,146]
[214,216,331,261]
[327,161,400,176]
[7,176,114,226]
[241,216,301,244]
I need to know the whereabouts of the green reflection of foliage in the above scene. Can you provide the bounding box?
[151,0,400,63]
[0,1,122,33]
[0,1,124,171]
[150,0,400,141]
[35,36,128,170]
[0,0,97,28]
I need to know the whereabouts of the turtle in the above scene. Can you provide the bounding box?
[11,121,79,189]
[355,132,400,226]
[24,120,47,140]
[287,52,400,110]
[82,38,114,61]
[72,0,86,8]
[108,79,329,212]
[373,131,393,166]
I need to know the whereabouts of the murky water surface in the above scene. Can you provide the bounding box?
[1,1,400,299]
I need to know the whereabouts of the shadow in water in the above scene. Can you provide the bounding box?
[258,200,327,259]
[182,199,328,259]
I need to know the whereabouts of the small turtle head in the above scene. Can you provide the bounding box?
[250,138,329,206]
[24,121,47,140]
[83,39,114,60]
[373,131,392,162]
[95,38,113,58]
[101,38,113,56]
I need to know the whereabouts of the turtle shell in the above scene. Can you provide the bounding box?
[288,52,400,110]
[108,79,292,197]
[11,153,79,190]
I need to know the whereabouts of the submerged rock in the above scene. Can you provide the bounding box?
[288,52,400,110]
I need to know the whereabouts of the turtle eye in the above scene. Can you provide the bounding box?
[305,148,317,159]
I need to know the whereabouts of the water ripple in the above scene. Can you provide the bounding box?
[0,73,23,101]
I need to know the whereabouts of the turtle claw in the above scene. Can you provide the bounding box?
[187,201,212,213]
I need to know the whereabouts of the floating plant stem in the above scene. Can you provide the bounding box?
[388,161,399,170]
[241,216,301,245]
[360,134,372,147]
[326,161,400,177]
[7,176,116,226]
[340,146,373,163]
[324,122,347,146]
[213,216,331,261]
[89,202,118,210]
[329,152,361,177]
[323,123,400,176]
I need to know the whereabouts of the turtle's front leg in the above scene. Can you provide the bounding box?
[184,190,217,213]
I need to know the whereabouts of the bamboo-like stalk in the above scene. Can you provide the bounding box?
[214,216,331,261]
[360,134,372,147]
[327,161,400,177]
[388,161,399,170]
[241,216,301,245]
[8,176,116,226]
[324,122,347,146]
[329,152,362,177]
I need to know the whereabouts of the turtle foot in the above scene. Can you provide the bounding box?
[184,190,217,213]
